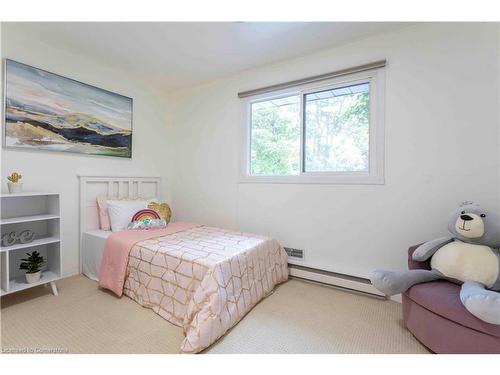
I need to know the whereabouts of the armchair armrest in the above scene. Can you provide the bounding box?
[408,244,432,271]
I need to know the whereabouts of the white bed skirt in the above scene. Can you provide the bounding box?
[81,230,110,281]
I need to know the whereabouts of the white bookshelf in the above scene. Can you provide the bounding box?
[0,192,61,296]
[0,213,60,225]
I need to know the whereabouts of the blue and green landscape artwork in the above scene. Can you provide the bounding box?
[4,59,132,157]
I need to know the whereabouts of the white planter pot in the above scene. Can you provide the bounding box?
[7,182,23,194]
[25,271,41,284]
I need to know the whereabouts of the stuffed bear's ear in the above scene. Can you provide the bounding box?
[459,201,475,207]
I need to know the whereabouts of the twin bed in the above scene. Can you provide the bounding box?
[79,176,289,353]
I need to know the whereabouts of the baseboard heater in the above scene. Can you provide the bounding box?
[288,263,386,298]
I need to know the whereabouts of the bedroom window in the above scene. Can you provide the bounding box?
[241,67,385,184]
[304,83,369,173]
[250,95,301,176]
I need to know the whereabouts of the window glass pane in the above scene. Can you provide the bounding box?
[304,82,370,172]
[250,95,300,176]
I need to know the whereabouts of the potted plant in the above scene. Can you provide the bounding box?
[19,251,46,284]
[7,172,23,193]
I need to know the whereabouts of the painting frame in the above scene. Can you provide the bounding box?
[3,58,133,158]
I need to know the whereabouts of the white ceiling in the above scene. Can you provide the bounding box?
[5,22,408,90]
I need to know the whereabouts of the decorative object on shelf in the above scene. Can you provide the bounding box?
[19,250,46,284]
[1,231,17,247]
[4,59,133,158]
[18,229,35,244]
[148,202,172,223]
[1,230,35,247]
[6,172,23,193]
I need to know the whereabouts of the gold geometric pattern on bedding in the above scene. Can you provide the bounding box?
[123,226,289,353]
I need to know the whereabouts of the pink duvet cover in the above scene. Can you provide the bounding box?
[99,222,199,296]
[99,222,289,353]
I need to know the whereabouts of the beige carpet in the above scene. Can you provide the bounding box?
[1,275,428,354]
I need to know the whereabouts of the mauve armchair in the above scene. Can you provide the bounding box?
[402,245,500,354]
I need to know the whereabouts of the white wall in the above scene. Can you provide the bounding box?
[168,23,500,278]
[2,23,498,280]
[1,26,173,276]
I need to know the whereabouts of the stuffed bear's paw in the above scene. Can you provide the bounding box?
[460,282,500,325]
[370,270,400,296]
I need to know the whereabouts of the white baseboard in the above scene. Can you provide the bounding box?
[389,294,402,303]
[288,264,386,298]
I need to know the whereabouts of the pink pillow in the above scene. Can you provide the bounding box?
[96,195,111,230]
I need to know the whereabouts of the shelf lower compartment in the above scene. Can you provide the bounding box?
[1,270,60,296]
[1,193,61,297]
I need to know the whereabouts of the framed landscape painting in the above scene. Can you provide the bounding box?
[3,59,132,158]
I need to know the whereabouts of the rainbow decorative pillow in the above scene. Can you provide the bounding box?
[132,209,160,222]
[127,209,166,230]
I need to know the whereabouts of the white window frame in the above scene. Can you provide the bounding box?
[239,68,385,185]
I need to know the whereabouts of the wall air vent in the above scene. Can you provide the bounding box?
[284,247,304,260]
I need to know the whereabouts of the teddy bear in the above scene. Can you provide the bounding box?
[371,202,500,325]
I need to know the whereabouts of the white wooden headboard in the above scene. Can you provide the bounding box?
[78,175,161,271]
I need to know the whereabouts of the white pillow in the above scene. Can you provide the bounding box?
[106,199,152,232]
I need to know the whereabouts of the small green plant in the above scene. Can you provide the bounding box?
[19,251,46,274]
